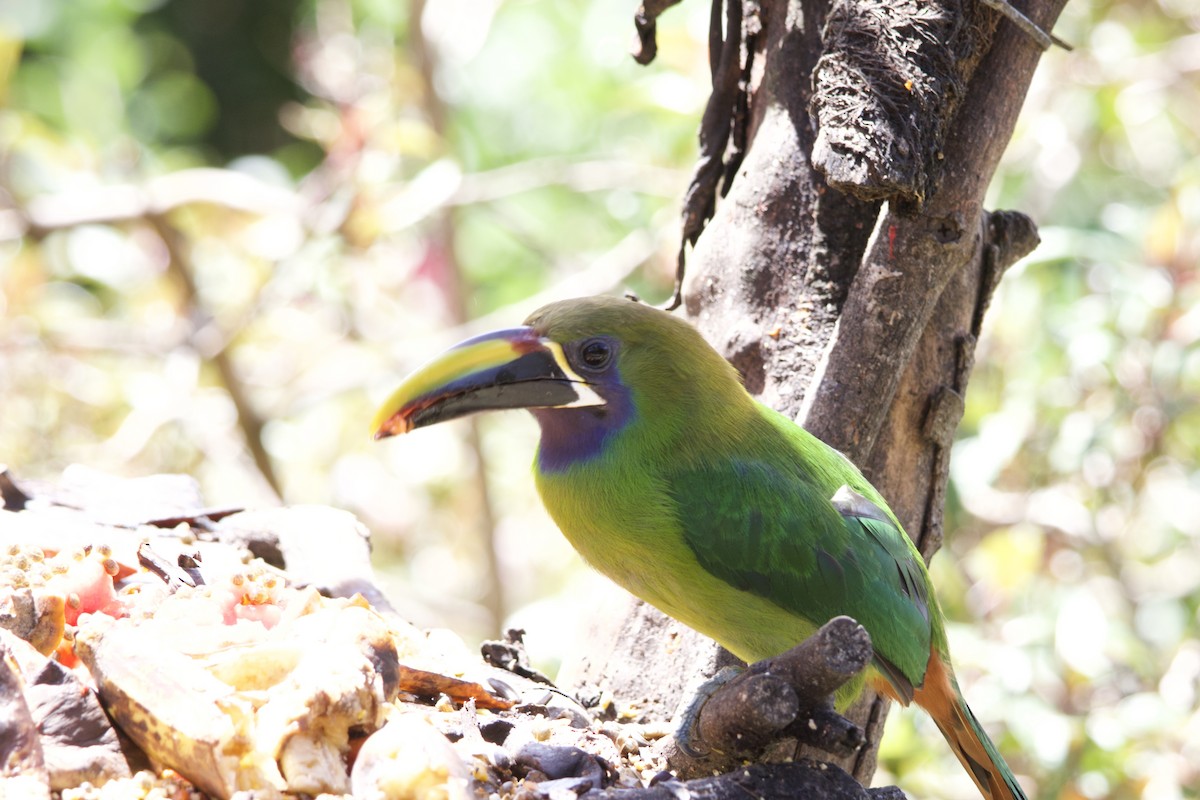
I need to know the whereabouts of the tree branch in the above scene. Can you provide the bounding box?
[799,0,1069,465]
[146,213,282,501]
[666,616,873,778]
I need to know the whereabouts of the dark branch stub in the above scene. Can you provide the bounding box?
[581,617,906,798]
[631,0,686,65]
[667,616,877,778]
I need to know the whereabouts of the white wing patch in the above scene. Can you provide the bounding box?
[830,485,891,523]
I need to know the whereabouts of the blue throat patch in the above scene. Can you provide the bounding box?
[532,380,633,472]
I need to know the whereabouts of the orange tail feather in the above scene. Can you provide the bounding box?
[911,651,1028,800]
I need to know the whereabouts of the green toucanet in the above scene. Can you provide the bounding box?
[373,295,1026,800]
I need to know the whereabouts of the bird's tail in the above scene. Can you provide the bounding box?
[911,650,1028,800]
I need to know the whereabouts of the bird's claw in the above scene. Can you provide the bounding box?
[672,665,745,758]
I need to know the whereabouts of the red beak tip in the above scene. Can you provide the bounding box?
[374,413,412,440]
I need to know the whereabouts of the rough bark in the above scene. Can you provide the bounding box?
[665,616,873,778]
[561,0,1065,789]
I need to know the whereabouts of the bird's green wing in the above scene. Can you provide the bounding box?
[669,459,933,699]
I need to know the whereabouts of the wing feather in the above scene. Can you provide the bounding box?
[669,460,932,697]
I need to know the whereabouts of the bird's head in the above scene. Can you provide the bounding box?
[372,295,748,468]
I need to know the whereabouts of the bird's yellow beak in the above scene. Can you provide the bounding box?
[372,326,605,439]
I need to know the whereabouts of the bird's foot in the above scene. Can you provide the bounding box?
[672,666,745,758]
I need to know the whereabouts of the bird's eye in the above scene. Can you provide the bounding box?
[579,338,613,371]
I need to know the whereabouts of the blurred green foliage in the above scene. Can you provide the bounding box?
[1,1,1197,798]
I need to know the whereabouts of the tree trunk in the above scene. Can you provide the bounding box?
[561,0,1066,788]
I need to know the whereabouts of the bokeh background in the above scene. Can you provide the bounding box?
[1,1,1197,797]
